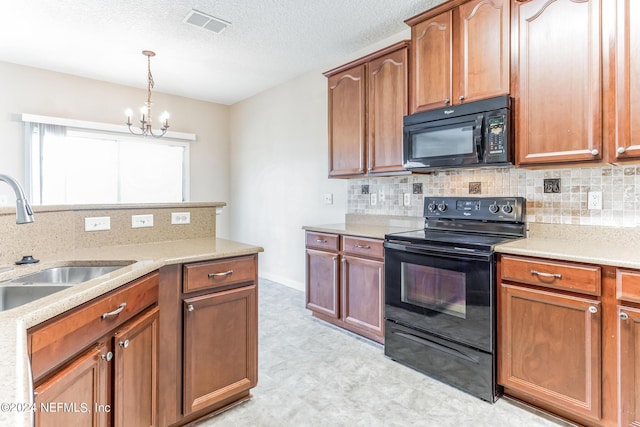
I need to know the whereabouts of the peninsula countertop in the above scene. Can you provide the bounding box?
[0,237,263,427]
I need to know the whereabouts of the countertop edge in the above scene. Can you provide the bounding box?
[495,239,640,270]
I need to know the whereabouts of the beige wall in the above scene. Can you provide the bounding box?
[228,31,410,289]
[0,61,232,237]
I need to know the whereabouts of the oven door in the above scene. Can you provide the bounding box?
[384,240,495,352]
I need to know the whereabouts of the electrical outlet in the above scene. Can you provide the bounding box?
[378,191,385,203]
[323,193,333,205]
[171,212,191,225]
[403,193,411,207]
[370,193,377,206]
[85,216,110,231]
[132,214,154,228]
[588,191,602,210]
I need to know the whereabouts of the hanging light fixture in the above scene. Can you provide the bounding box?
[125,50,170,138]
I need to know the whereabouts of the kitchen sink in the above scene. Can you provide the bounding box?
[8,263,134,285]
[0,262,134,311]
[0,284,72,311]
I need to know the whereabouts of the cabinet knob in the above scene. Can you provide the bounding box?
[588,306,598,314]
[101,351,113,362]
[444,98,450,105]
[617,147,626,154]
[591,149,599,156]
[187,304,194,312]
[620,312,629,320]
[119,339,129,348]
[459,96,465,102]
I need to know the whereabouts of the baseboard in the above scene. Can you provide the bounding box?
[259,272,304,291]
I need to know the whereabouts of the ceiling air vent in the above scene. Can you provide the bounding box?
[183,9,230,34]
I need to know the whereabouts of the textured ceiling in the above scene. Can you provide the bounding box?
[0,0,445,105]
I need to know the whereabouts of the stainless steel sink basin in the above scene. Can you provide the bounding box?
[0,284,72,311]
[9,263,133,285]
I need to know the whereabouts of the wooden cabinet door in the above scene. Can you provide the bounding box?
[327,65,366,176]
[341,255,384,341]
[456,0,509,103]
[613,0,640,160]
[183,285,257,416]
[514,0,602,165]
[411,10,453,113]
[367,45,408,175]
[619,305,640,426]
[34,343,110,427]
[305,249,339,318]
[113,307,159,427]
[499,283,601,422]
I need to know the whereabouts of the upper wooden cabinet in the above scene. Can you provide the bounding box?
[513,0,602,165]
[325,41,409,178]
[406,0,509,113]
[611,0,640,161]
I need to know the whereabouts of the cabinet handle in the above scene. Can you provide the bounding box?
[354,244,371,249]
[208,270,233,278]
[316,239,327,244]
[101,351,113,362]
[444,98,450,105]
[620,312,629,320]
[530,270,562,279]
[119,340,129,348]
[459,96,465,102]
[617,147,626,154]
[591,149,599,156]
[101,302,126,319]
[187,304,194,312]
[588,306,598,314]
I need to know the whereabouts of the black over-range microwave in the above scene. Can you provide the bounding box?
[403,95,512,172]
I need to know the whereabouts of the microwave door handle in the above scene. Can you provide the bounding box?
[475,136,483,161]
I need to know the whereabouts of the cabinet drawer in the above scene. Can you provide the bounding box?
[617,268,640,303]
[342,236,384,259]
[29,272,159,382]
[183,255,256,293]
[306,232,339,251]
[501,255,601,296]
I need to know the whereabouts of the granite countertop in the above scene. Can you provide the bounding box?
[496,237,640,269]
[302,223,419,240]
[0,237,263,427]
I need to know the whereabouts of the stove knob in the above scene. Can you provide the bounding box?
[501,203,513,214]
[427,202,438,212]
[489,202,500,214]
[437,202,447,212]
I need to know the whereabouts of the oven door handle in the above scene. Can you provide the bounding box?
[392,331,480,364]
[384,241,492,262]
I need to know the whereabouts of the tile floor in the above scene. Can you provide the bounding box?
[195,279,571,427]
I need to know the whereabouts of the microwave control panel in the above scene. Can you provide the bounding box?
[484,111,508,163]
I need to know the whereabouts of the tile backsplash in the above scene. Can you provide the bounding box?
[348,165,640,227]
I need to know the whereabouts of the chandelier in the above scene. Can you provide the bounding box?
[125,50,170,138]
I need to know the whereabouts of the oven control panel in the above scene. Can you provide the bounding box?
[424,196,525,222]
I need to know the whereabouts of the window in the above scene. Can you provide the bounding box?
[25,121,190,205]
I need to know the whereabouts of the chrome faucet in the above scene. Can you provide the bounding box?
[0,174,34,224]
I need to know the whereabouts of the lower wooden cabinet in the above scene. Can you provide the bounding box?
[341,255,384,338]
[34,343,110,427]
[306,248,339,318]
[499,283,601,422]
[618,305,640,427]
[113,307,159,427]
[30,273,159,427]
[305,231,384,343]
[182,285,257,416]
